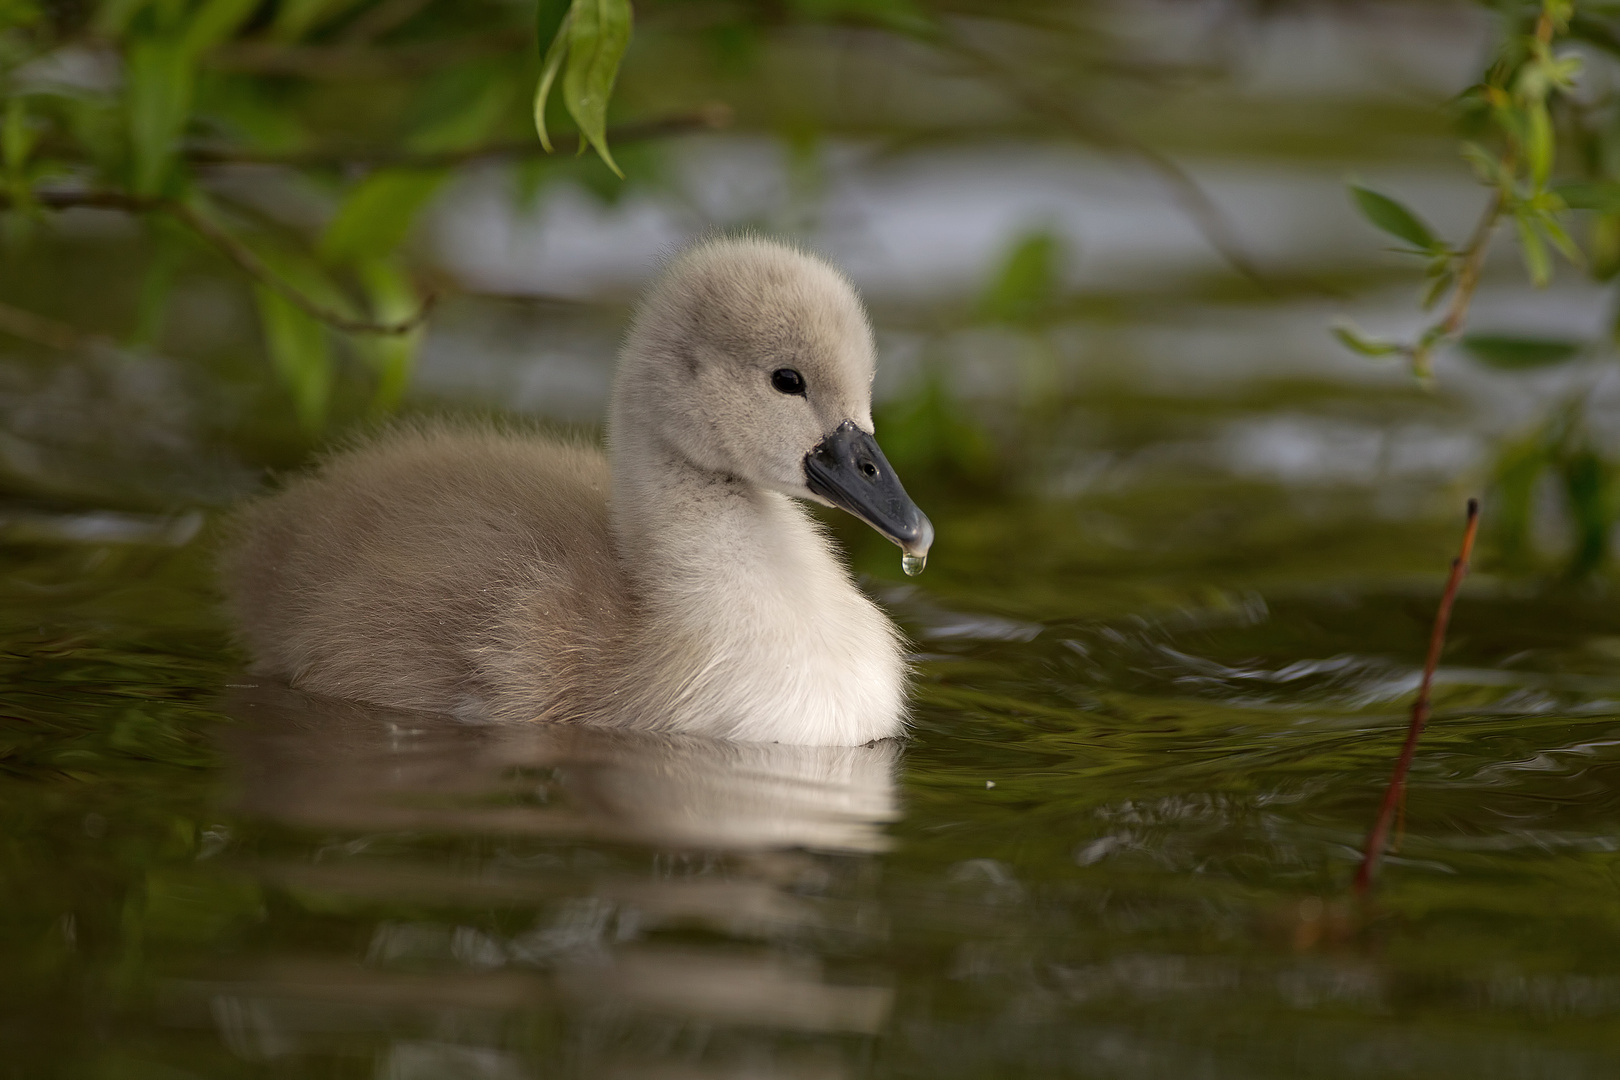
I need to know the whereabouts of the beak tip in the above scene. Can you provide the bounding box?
[902,514,935,558]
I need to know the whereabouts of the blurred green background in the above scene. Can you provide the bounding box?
[0,0,1616,570]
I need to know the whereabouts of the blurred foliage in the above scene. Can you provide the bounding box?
[7,0,1620,572]
[0,0,1198,433]
[1338,0,1620,577]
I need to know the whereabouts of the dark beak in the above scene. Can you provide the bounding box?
[803,420,934,557]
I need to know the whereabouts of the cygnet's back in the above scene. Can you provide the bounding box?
[224,425,628,722]
[223,236,933,745]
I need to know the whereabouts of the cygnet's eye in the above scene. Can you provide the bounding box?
[771,368,807,396]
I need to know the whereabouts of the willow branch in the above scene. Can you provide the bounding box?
[182,108,733,171]
[937,32,1266,285]
[1353,499,1480,895]
[205,30,527,78]
[164,201,434,334]
[341,0,436,43]
[1438,192,1504,338]
[0,299,91,351]
[2,191,431,335]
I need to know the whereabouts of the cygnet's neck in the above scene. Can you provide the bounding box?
[606,424,905,744]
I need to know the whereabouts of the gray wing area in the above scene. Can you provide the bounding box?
[220,423,628,720]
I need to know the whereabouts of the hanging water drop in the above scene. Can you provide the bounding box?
[902,551,926,576]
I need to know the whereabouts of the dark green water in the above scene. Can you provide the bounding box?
[5,379,1620,1079]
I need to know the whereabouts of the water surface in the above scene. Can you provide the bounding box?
[5,375,1620,1078]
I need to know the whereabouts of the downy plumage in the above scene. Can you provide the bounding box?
[222,236,933,745]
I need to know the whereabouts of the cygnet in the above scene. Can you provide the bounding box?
[222,236,933,745]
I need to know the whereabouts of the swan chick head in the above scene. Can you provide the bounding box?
[615,236,932,557]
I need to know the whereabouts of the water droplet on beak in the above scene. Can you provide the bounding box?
[902,551,926,577]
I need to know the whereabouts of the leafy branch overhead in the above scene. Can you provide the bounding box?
[1,0,1273,437]
[1337,0,1586,382]
[1336,0,1620,577]
[534,0,633,178]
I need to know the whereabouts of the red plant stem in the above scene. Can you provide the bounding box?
[1353,498,1480,895]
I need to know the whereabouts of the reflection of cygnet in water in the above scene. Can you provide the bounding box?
[225,685,900,853]
[221,236,933,745]
[206,687,901,1067]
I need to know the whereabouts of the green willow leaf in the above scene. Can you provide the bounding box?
[254,287,332,432]
[182,0,257,54]
[1554,181,1620,213]
[1490,436,1550,566]
[564,0,632,178]
[1526,100,1554,191]
[1330,322,1402,358]
[322,170,446,263]
[1539,211,1581,264]
[1421,268,1455,310]
[1461,333,1582,369]
[1516,212,1551,285]
[1561,449,1619,577]
[127,37,193,196]
[1350,185,1442,252]
[979,230,1061,327]
[354,260,422,413]
[130,220,186,347]
[533,11,571,152]
[3,97,30,172]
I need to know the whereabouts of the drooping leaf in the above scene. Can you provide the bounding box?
[1330,322,1403,358]
[1461,333,1582,369]
[321,170,446,263]
[1561,448,1619,577]
[1526,99,1554,190]
[181,0,257,54]
[130,218,187,347]
[1515,211,1552,285]
[1350,185,1442,252]
[1555,180,1620,213]
[1490,435,1551,567]
[874,369,999,485]
[254,287,332,432]
[979,230,1063,327]
[1592,212,1620,281]
[353,260,422,413]
[244,225,357,312]
[534,8,572,152]
[126,37,193,195]
[3,96,35,175]
[1421,268,1455,310]
[1537,210,1581,264]
[563,0,632,178]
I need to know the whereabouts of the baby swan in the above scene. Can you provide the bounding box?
[222,237,933,745]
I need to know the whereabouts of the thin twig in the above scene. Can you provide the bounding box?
[937,31,1267,285]
[1353,499,1481,895]
[204,30,527,78]
[2,190,432,335]
[1439,193,1504,338]
[341,0,436,43]
[181,109,734,171]
[164,201,434,334]
[0,299,90,351]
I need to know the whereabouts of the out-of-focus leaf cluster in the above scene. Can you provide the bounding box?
[1338,0,1620,577]
[0,0,1231,436]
